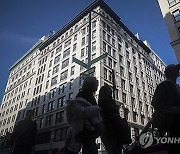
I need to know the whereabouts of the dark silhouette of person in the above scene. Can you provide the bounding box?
[63,127,81,154]
[152,64,180,154]
[98,85,123,154]
[68,76,102,154]
[0,132,12,153]
[10,109,37,154]
[76,76,98,106]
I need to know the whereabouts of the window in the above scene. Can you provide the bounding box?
[108,45,111,55]
[79,74,84,85]
[122,92,126,103]
[74,34,77,41]
[56,45,62,54]
[62,59,69,69]
[103,42,106,51]
[107,24,110,32]
[64,39,71,48]
[52,65,59,74]
[136,77,139,85]
[133,111,137,122]
[103,30,106,39]
[51,76,58,86]
[82,28,86,35]
[71,66,75,75]
[107,34,111,42]
[127,61,130,68]
[51,51,54,58]
[126,51,129,58]
[60,70,68,81]
[46,80,49,89]
[80,60,85,70]
[57,96,66,108]
[54,127,67,141]
[118,44,121,51]
[137,89,141,98]
[81,48,85,57]
[124,108,128,120]
[102,20,106,28]
[42,104,46,114]
[132,48,136,54]
[109,70,112,81]
[112,39,115,47]
[49,88,57,99]
[86,34,90,43]
[69,79,74,89]
[73,43,77,52]
[54,55,60,64]
[142,81,145,89]
[120,66,124,76]
[45,114,53,126]
[63,48,70,58]
[92,53,96,60]
[119,55,123,63]
[173,9,180,21]
[92,20,96,28]
[118,35,122,42]
[92,30,96,39]
[130,84,133,93]
[125,42,129,48]
[92,41,96,51]
[131,97,135,108]
[121,79,125,90]
[55,111,64,124]
[141,114,145,125]
[144,93,147,102]
[168,0,176,6]
[104,68,107,79]
[40,117,44,128]
[81,37,85,46]
[47,101,55,112]
[108,58,112,68]
[59,83,67,94]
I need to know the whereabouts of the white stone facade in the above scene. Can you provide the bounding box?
[0,0,166,152]
[157,0,180,62]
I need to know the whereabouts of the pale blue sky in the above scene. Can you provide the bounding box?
[0,0,177,102]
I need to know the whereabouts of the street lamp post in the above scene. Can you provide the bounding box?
[73,10,108,77]
[87,11,92,70]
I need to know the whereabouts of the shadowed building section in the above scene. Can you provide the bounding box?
[0,0,166,153]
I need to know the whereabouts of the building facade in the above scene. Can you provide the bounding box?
[0,0,166,153]
[157,0,180,62]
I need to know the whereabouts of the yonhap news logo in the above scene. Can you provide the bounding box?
[139,132,154,148]
[139,132,180,148]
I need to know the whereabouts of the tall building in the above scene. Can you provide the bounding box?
[0,0,166,153]
[157,0,180,62]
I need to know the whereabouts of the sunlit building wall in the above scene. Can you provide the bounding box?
[0,0,166,152]
[157,0,180,62]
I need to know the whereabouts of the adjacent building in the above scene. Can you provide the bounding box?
[0,0,166,153]
[157,0,180,62]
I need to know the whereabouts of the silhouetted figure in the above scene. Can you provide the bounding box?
[63,127,81,154]
[66,76,103,154]
[10,109,37,154]
[0,132,12,154]
[98,85,123,154]
[152,64,180,154]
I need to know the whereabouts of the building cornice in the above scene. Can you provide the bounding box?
[9,39,44,71]
[39,0,151,54]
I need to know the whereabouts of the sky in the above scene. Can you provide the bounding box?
[0,0,177,102]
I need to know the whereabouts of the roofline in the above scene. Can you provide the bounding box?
[39,0,151,54]
[9,39,43,71]
[39,0,120,50]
